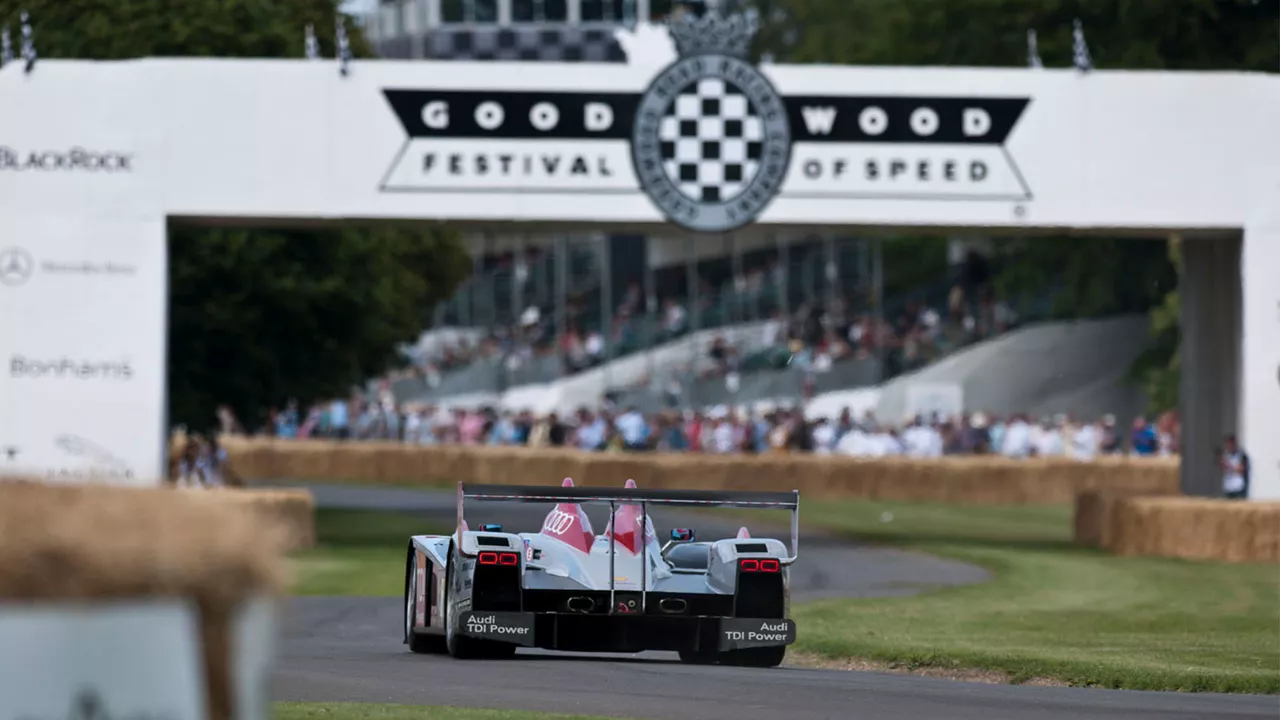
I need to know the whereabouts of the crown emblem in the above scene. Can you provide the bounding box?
[667,10,759,59]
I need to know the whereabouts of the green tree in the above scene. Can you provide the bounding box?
[0,0,374,60]
[751,0,1277,72]
[991,238,1178,321]
[1127,240,1182,413]
[0,0,472,431]
[167,227,471,431]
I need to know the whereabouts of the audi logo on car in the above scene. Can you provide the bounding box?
[542,508,577,536]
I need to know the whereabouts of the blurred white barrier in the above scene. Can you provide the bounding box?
[0,601,208,720]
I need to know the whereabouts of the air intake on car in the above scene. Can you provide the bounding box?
[736,543,768,553]
[476,536,510,547]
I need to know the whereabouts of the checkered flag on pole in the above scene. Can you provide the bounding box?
[305,23,319,60]
[335,17,352,76]
[1072,18,1092,72]
[1026,29,1043,69]
[1,26,12,68]
[20,11,36,73]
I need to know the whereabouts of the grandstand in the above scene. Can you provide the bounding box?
[376,231,1072,414]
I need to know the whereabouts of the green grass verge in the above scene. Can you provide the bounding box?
[274,702,626,720]
[292,509,448,596]
[293,500,1279,693]
[787,499,1279,693]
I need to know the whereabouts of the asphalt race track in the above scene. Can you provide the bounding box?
[269,483,1277,720]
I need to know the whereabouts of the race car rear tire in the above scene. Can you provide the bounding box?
[445,559,518,660]
[719,646,785,668]
[718,574,787,668]
[406,560,444,654]
[678,648,718,664]
[481,641,517,659]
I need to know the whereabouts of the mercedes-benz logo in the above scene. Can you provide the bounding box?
[0,247,34,286]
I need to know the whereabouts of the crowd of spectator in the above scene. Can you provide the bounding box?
[391,277,1021,402]
[229,396,1181,461]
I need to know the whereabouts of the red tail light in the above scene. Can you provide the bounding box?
[478,551,520,566]
[760,559,780,572]
[740,558,780,572]
[740,559,759,572]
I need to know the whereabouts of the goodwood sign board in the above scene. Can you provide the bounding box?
[381,11,1032,232]
[0,10,1275,501]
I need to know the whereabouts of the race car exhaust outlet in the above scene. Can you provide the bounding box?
[566,596,596,613]
[658,598,687,614]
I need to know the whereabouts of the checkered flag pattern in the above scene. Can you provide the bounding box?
[659,78,764,204]
[389,27,626,62]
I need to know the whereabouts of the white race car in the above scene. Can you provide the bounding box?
[404,478,799,666]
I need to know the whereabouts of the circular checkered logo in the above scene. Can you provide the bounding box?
[632,54,791,233]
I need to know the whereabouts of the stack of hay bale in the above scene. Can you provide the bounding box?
[1075,489,1280,563]
[0,477,317,719]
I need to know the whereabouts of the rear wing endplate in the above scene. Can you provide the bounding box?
[455,482,800,565]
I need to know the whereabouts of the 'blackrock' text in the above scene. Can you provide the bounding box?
[0,146,133,173]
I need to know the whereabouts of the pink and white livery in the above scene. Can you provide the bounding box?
[403,478,799,666]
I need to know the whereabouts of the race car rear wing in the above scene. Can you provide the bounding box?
[455,482,800,567]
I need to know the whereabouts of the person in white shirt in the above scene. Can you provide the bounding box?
[811,417,837,455]
[877,429,906,456]
[1031,417,1064,457]
[615,407,649,450]
[731,414,749,451]
[850,422,899,457]
[923,419,944,457]
[585,332,605,364]
[901,416,942,458]
[404,410,422,443]
[1069,420,1101,461]
[900,416,923,455]
[1026,418,1045,456]
[711,417,738,454]
[329,398,350,439]
[1001,415,1032,458]
[762,312,783,348]
[662,299,687,337]
[835,424,871,456]
[1220,434,1250,499]
[1156,411,1179,457]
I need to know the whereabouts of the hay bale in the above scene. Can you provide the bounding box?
[215,438,1182,506]
[1074,490,1108,547]
[1106,496,1280,563]
[0,478,287,720]
[1073,486,1181,548]
[178,487,316,551]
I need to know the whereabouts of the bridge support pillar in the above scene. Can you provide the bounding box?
[1240,212,1280,500]
[1179,235,1241,497]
